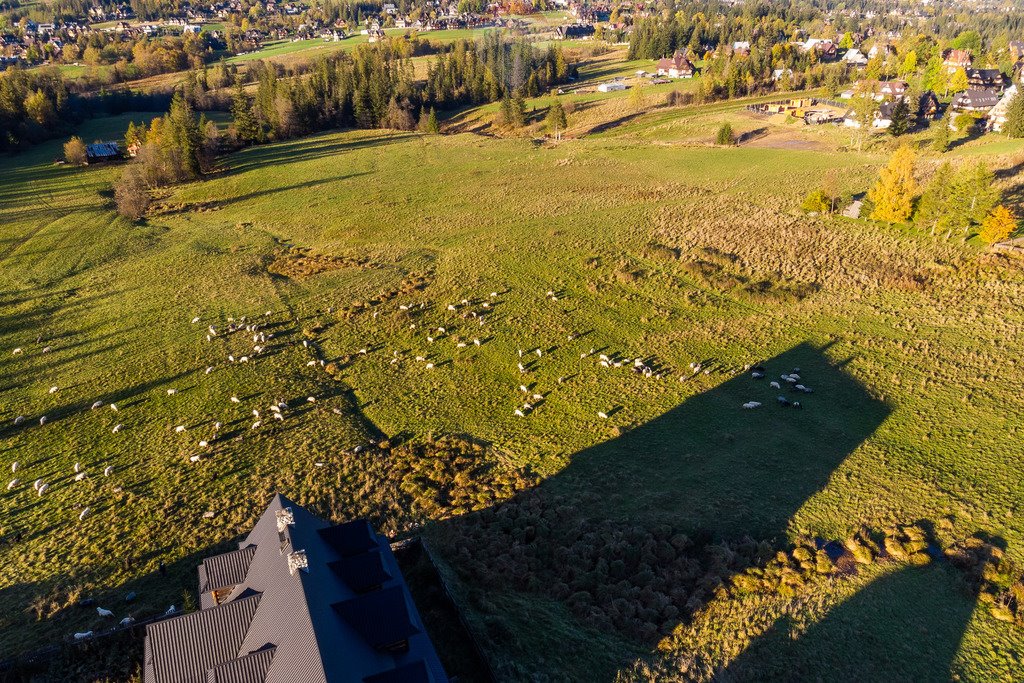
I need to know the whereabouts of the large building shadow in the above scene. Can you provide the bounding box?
[426,342,898,679]
[719,556,992,682]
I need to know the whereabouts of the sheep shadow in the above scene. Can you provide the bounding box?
[425,341,895,680]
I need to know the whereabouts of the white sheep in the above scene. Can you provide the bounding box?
[49,386,59,394]
[104,466,114,477]
[166,389,177,395]
[770,381,781,389]
[112,424,123,433]
[79,507,91,521]
[11,461,18,473]
[742,401,762,409]
[119,616,135,626]
[597,411,609,419]
[37,483,49,495]
[13,416,24,425]
[75,472,87,482]
[73,631,94,640]
[7,479,18,490]
[91,400,103,410]
[174,425,186,433]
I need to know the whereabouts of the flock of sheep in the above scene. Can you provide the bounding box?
[4,283,816,642]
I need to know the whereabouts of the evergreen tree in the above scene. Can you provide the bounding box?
[868,146,917,223]
[545,99,567,140]
[231,80,260,144]
[889,98,910,136]
[916,162,955,235]
[1003,91,1024,138]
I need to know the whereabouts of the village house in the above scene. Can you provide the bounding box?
[951,88,1000,113]
[943,48,972,73]
[655,51,695,78]
[918,90,940,120]
[843,48,868,66]
[85,142,122,164]
[555,24,595,40]
[142,494,448,683]
[966,68,1008,92]
[987,84,1018,132]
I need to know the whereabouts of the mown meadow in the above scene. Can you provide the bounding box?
[1,100,1024,680]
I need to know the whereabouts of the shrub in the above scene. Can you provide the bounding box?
[801,188,833,214]
[113,165,151,221]
[715,122,736,146]
[63,136,87,165]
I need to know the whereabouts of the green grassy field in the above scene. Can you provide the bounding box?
[2,95,1024,680]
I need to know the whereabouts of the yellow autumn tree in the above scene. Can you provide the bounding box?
[979,205,1018,244]
[869,145,918,223]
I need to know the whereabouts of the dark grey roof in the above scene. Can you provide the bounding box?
[146,593,262,683]
[363,661,431,683]
[318,520,378,557]
[144,494,448,683]
[329,549,392,593]
[333,586,421,649]
[199,545,257,593]
[206,646,275,683]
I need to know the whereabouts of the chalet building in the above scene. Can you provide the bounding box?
[917,90,940,119]
[843,48,868,66]
[656,51,695,78]
[143,494,448,683]
[966,68,1008,92]
[943,48,972,73]
[988,85,1018,132]
[951,89,1000,113]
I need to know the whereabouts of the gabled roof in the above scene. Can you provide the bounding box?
[199,545,257,593]
[145,593,263,683]
[144,494,447,683]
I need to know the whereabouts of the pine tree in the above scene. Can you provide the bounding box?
[231,80,260,144]
[1004,91,1024,138]
[868,146,917,223]
[979,205,1018,243]
[889,98,910,136]
[545,99,567,140]
[916,162,955,235]
[949,162,997,238]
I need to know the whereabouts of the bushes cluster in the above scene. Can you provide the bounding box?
[945,535,1024,626]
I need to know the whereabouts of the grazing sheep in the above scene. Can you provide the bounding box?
[119,616,135,626]
[104,466,114,477]
[75,472,87,482]
[189,454,202,463]
[535,349,542,358]
[42,346,51,353]
[456,342,467,348]
[793,401,803,409]
[251,421,262,429]
[166,389,177,395]
[48,386,58,394]
[514,409,525,417]
[164,605,176,616]
[230,396,240,403]
[13,416,24,425]
[597,411,609,419]
[11,462,17,473]
[74,462,81,473]
[33,479,43,490]
[112,424,123,433]
[517,363,525,373]
[73,632,94,640]
[174,425,186,433]
[37,483,49,495]
[7,479,19,490]
[532,393,543,401]
[273,413,284,421]
[306,360,316,367]
[109,404,118,412]
[742,401,762,409]
[770,381,781,389]
[473,339,481,346]
[191,316,200,324]
[79,508,91,521]
[12,348,22,355]
[39,416,47,425]
[751,371,764,379]
[425,362,435,370]
[199,440,209,448]
[306,397,316,403]
[91,400,103,410]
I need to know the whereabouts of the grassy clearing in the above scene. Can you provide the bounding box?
[1,95,1024,680]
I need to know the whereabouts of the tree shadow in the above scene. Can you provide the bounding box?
[719,553,995,682]
[426,341,895,679]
